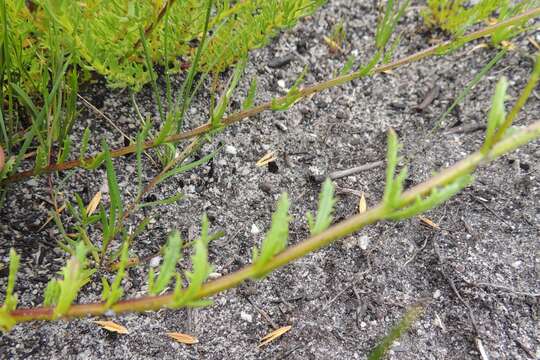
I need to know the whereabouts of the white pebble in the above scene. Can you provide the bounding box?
[225,145,237,155]
[277,79,286,88]
[149,256,161,268]
[240,311,253,323]
[251,224,261,234]
[358,235,370,250]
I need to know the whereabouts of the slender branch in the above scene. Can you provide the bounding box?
[8,119,540,323]
[4,7,539,184]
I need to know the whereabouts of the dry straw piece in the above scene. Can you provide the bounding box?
[166,332,199,345]
[259,325,292,347]
[92,320,129,334]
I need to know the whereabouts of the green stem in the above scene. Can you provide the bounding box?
[8,119,540,323]
[492,54,540,144]
[3,7,539,184]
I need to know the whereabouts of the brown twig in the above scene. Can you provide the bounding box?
[4,8,539,184]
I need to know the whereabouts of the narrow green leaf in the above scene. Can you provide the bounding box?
[103,241,129,307]
[252,193,289,278]
[388,175,472,220]
[307,178,336,236]
[171,214,213,307]
[157,145,222,186]
[149,231,183,295]
[368,303,425,360]
[339,55,356,76]
[1,249,20,312]
[79,127,91,162]
[43,280,61,306]
[54,242,95,317]
[243,77,257,110]
[482,77,508,153]
[102,141,123,216]
[383,128,399,207]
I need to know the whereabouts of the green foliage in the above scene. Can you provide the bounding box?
[148,231,183,295]
[252,193,290,278]
[101,241,129,308]
[482,77,508,153]
[0,249,20,331]
[436,48,506,129]
[0,0,325,182]
[376,0,410,51]
[271,66,308,111]
[51,242,95,317]
[422,0,536,39]
[211,57,247,128]
[100,142,124,259]
[156,144,222,185]
[1,0,324,92]
[242,77,258,110]
[383,129,406,209]
[383,129,473,220]
[339,55,356,76]
[368,303,425,360]
[490,1,537,45]
[171,214,213,308]
[387,175,472,220]
[306,178,336,235]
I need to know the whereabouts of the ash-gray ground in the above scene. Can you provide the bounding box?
[1,1,539,359]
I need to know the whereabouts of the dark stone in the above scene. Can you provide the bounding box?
[268,54,296,68]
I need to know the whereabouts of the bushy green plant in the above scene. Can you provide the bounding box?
[2,0,325,90]
[421,0,536,38]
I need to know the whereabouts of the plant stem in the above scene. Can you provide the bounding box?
[3,7,539,184]
[8,119,540,323]
[492,54,540,144]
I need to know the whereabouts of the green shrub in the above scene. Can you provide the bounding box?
[2,0,325,90]
[421,0,536,37]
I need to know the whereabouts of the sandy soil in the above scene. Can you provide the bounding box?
[1,1,539,359]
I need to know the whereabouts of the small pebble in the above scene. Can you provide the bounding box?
[277,79,286,89]
[358,235,370,250]
[296,40,308,54]
[360,321,367,329]
[335,109,348,119]
[259,182,273,194]
[433,290,441,299]
[251,224,261,234]
[240,311,253,323]
[268,54,295,68]
[149,256,161,268]
[274,120,288,132]
[225,145,237,155]
[511,260,522,269]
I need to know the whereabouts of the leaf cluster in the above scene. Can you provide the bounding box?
[422,0,536,41]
